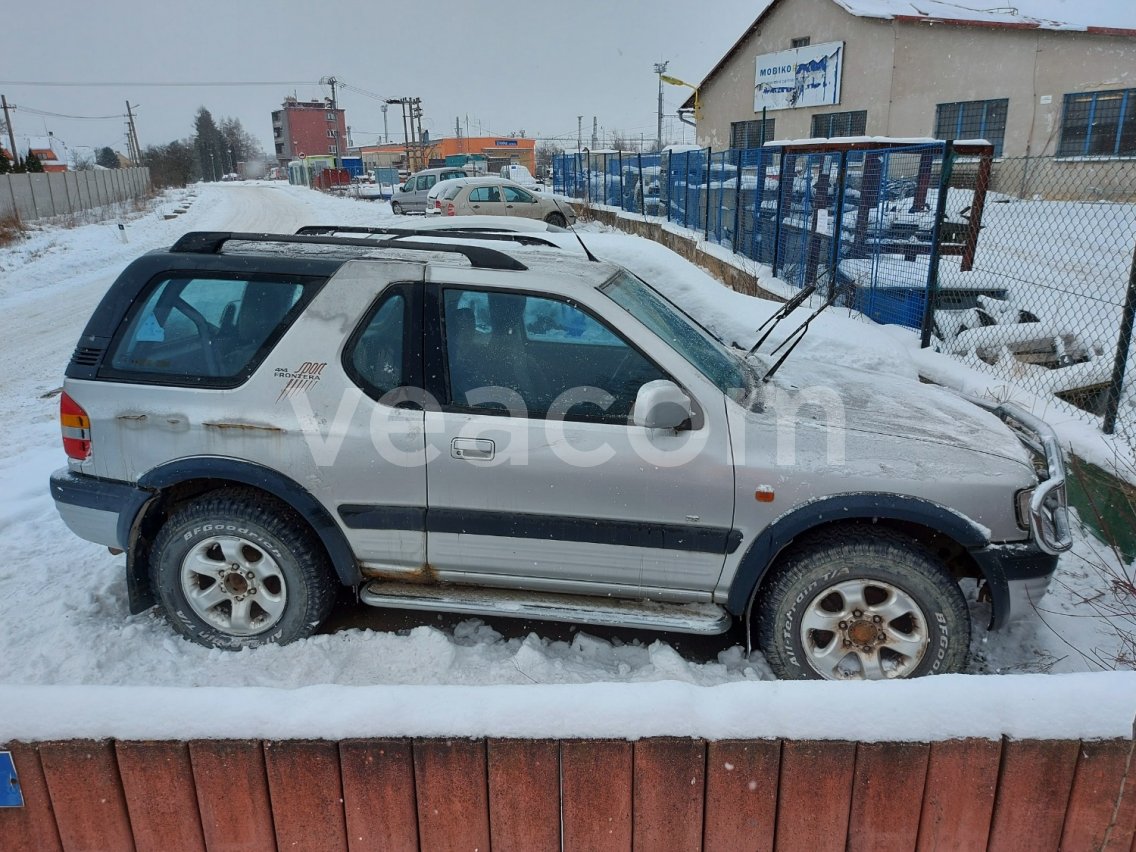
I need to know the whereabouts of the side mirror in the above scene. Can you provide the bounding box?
[633,380,692,430]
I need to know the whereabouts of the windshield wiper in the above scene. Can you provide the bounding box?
[761,289,841,383]
[746,284,817,356]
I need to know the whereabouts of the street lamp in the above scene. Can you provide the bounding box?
[209,152,217,182]
[653,61,668,151]
[660,73,701,142]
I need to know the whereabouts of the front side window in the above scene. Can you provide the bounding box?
[934,98,1008,157]
[1057,89,1135,158]
[503,186,533,203]
[601,270,747,394]
[442,288,666,421]
[107,275,316,383]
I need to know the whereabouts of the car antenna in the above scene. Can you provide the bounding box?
[746,283,817,356]
[761,288,842,383]
[552,197,600,262]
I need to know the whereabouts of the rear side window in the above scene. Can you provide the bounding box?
[106,275,320,385]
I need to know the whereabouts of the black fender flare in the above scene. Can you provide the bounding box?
[133,457,362,589]
[726,493,991,616]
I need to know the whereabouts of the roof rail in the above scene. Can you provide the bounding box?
[295,224,562,250]
[169,231,528,271]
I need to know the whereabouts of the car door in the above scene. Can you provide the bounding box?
[421,282,737,599]
[465,185,505,216]
[501,185,541,221]
[411,173,437,212]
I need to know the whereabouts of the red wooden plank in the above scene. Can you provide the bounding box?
[561,739,633,852]
[632,737,705,852]
[39,739,135,852]
[846,741,929,852]
[339,739,419,852]
[917,738,1001,850]
[988,738,1080,852]
[487,739,560,852]
[703,740,780,852]
[189,739,276,852]
[264,740,348,852]
[774,740,856,852]
[412,738,490,852]
[0,742,63,851]
[1061,739,1136,852]
[116,741,206,852]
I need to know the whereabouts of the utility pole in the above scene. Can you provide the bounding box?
[577,115,582,153]
[125,101,142,165]
[654,61,669,152]
[381,103,389,144]
[321,76,340,167]
[591,116,597,149]
[2,95,21,168]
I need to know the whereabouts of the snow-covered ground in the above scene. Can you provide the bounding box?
[1,182,1132,742]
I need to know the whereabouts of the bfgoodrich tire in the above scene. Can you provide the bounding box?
[755,528,970,680]
[150,491,337,649]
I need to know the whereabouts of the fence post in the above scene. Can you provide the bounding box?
[772,150,789,277]
[829,151,849,302]
[618,150,624,211]
[1102,242,1136,435]
[705,148,712,242]
[921,142,955,348]
[732,149,743,254]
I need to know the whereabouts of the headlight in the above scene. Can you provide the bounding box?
[1015,487,1034,530]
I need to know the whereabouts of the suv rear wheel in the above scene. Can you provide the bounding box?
[150,491,337,649]
[755,528,970,680]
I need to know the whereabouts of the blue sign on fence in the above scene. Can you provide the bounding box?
[0,751,24,808]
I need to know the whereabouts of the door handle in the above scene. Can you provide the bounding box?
[451,437,495,460]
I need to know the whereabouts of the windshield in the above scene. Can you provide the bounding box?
[601,270,749,394]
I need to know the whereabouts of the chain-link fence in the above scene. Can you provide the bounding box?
[933,156,1136,439]
[553,147,1136,439]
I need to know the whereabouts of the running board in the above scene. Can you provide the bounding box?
[359,581,733,635]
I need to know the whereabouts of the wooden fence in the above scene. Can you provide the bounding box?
[2,736,1133,851]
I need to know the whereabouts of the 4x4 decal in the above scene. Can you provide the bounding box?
[274,362,327,402]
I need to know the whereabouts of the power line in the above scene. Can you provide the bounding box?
[0,80,314,88]
[11,104,124,121]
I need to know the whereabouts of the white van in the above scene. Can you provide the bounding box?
[391,167,469,214]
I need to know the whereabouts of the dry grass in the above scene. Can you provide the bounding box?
[0,212,26,247]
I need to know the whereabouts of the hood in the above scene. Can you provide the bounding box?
[758,356,1033,471]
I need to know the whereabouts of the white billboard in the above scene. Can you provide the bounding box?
[754,42,844,112]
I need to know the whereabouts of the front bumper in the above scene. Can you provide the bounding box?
[50,467,150,550]
[970,540,1059,630]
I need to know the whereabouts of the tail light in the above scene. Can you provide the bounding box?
[60,392,91,460]
[446,203,455,216]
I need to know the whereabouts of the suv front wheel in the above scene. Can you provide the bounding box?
[756,528,970,680]
[149,491,337,649]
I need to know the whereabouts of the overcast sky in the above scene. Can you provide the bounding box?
[1,0,772,158]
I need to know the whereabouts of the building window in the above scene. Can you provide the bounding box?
[731,119,776,149]
[326,111,336,120]
[1057,89,1136,158]
[327,129,337,137]
[329,145,338,154]
[811,110,867,139]
[934,99,1008,157]
[790,36,811,48]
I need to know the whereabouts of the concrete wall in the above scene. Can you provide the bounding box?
[695,0,1136,160]
[0,167,151,222]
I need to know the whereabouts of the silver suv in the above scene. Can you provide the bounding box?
[50,228,1071,679]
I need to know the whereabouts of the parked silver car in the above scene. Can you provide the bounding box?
[390,167,469,214]
[50,229,1069,679]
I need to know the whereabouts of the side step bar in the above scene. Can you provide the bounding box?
[359,581,733,635]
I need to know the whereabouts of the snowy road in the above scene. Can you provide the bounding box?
[0,182,1128,699]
